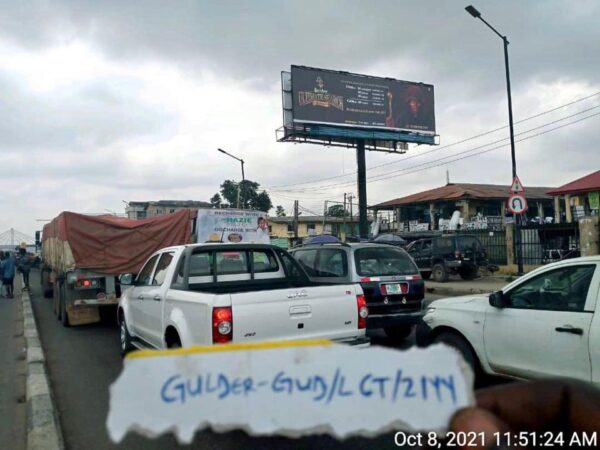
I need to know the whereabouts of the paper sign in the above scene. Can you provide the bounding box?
[106,340,473,443]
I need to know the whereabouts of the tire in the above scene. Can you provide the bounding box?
[421,271,431,280]
[384,326,413,342]
[60,283,70,327]
[432,263,448,283]
[459,267,478,280]
[119,315,135,356]
[433,331,480,375]
[54,283,61,320]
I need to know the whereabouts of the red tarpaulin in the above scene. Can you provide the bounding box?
[42,209,196,274]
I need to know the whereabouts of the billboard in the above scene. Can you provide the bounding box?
[291,66,435,134]
[196,209,270,244]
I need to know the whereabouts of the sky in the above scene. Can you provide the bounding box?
[1,0,599,238]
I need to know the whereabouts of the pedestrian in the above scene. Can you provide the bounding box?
[19,253,31,290]
[2,252,16,298]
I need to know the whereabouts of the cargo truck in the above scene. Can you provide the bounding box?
[40,209,196,326]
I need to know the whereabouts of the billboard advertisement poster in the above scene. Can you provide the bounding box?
[291,66,435,134]
[196,209,270,244]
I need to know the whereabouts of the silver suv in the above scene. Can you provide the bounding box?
[290,243,424,341]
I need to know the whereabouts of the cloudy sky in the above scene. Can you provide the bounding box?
[1,0,599,237]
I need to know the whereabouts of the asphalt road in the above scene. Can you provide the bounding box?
[29,269,448,450]
[0,279,26,450]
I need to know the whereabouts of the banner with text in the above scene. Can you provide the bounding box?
[195,209,270,244]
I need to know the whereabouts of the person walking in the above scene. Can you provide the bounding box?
[19,253,31,291]
[3,252,16,299]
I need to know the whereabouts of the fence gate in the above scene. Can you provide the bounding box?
[519,223,580,265]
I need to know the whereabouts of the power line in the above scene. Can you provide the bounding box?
[266,90,600,190]
[270,105,600,193]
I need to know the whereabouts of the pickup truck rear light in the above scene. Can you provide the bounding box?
[357,295,368,329]
[360,277,380,283]
[212,307,233,344]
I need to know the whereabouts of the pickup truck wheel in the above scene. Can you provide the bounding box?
[120,317,135,356]
[384,326,413,342]
[433,332,479,375]
[432,263,448,283]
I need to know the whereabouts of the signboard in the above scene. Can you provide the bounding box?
[291,66,435,134]
[196,209,270,244]
[510,176,524,193]
[507,194,528,215]
[107,340,473,443]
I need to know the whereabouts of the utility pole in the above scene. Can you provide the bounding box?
[356,140,368,238]
[293,200,299,243]
[343,193,347,242]
[347,193,353,236]
[322,200,328,230]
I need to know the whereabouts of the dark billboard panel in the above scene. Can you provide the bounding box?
[291,66,435,134]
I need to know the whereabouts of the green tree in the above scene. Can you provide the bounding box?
[327,204,349,217]
[210,193,222,208]
[214,179,272,212]
[275,205,286,217]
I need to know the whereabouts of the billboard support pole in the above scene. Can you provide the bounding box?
[356,139,368,239]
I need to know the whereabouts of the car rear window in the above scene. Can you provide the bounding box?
[434,237,455,252]
[354,247,418,276]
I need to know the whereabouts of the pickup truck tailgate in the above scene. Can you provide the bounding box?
[231,284,363,343]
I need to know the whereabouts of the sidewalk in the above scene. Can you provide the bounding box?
[0,278,26,450]
[425,275,514,297]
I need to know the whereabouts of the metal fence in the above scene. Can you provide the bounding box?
[519,223,580,265]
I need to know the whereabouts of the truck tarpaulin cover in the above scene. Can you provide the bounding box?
[42,209,195,274]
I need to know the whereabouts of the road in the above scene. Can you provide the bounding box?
[29,269,448,450]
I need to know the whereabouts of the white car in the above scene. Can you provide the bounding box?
[117,243,369,354]
[419,256,600,385]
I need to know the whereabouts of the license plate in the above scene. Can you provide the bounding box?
[384,283,401,294]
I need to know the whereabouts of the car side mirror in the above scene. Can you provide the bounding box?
[489,290,506,308]
[119,273,135,286]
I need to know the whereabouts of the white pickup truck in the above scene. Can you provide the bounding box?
[418,256,600,385]
[117,243,369,354]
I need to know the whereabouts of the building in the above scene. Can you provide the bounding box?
[125,200,211,219]
[547,169,600,223]
[268,215,369,245]
[371,182,556,232]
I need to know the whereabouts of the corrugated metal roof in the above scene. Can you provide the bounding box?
[547,170,600,195]
[372,183,555,209]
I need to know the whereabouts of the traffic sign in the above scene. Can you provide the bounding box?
[507,194,528,215]
[510,176,524,193]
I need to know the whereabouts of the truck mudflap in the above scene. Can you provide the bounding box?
[68,294,119,326]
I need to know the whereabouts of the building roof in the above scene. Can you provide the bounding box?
[371,183,555,209]
[547,170,600,196]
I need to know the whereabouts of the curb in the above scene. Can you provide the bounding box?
[21,290,64,450]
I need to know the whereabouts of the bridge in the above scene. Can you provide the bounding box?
[0,228,36,251]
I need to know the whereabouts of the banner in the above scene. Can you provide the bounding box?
[196,209,270,244]
[291,66,435,134]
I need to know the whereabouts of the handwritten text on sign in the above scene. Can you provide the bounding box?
[107,341,473,443]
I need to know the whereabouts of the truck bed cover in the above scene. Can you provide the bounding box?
[42,209,195,274]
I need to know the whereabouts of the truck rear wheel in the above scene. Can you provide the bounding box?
[60,283,70,327]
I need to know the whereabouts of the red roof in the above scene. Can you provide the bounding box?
[372,183,554,209]
[547,170,600,196]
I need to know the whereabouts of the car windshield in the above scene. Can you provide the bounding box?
[354,247,418,276]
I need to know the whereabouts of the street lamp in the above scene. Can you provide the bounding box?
[217,148,246,209]
[465,4,523,275]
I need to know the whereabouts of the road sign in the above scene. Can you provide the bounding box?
[510,176,524,193]
[507,194,528,215]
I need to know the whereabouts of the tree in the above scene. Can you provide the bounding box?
[214,179,272,212]
[327,204,349,217]
[275,205,286,217]
[210,193,222,208]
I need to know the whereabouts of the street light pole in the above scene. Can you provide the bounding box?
[217,148,246,209]
[465,4,523,275]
